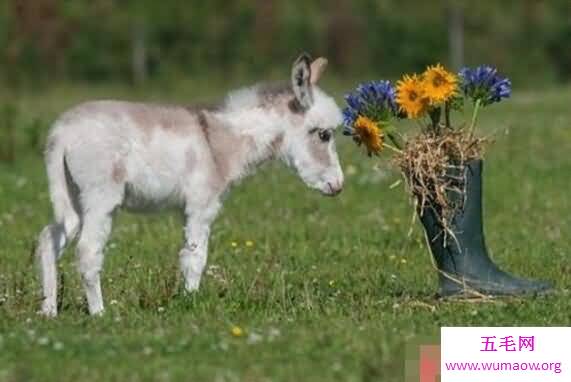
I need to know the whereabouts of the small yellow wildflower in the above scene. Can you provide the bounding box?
[245,240,254,247]
[231,325,244,337]
[400,258,407,265]
[353,116,383,156]
[231,241,238,248]
[422,64,458,104]
[396,74,430,119]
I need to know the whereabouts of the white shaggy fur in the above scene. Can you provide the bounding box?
[36,55,344,316]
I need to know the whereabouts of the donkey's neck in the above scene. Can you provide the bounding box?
[201,110,284,187]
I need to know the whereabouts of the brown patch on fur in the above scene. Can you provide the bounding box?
[112,161,127,183]
[184,102,221,114]
[288,98,305,114]
[185,146,197,172]
[200,111,256,184]
[309,139,332,167]
[270,133,284,154]
[197,110,209,130]
[128,104,196,136]
[195,115,225,194]
[258,82,305,115]
[257,81,291,100]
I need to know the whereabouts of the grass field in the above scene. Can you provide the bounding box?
[0,81,570,382]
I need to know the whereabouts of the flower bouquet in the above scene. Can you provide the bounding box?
[342,64,551,297]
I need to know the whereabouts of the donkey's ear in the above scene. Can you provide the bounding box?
[291,52,313,110]
[310,57,328,85]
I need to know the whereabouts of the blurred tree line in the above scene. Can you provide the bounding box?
[1,0,570,88]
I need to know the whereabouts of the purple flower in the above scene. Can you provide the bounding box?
[459,66,512,105]
[342,107,359,135]
[356,80,397,113]
[342,80,397,133]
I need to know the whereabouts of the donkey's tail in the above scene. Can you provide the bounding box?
[36,130,81,316]
[45,132,80,238]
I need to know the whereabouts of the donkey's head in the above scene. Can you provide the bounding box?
[278,53,344,196]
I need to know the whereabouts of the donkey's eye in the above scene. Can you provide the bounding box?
[318,129,332,142]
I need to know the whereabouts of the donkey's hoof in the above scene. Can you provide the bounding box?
[88,307,105,317]
[39,304,57,318]
[183,278,202,293]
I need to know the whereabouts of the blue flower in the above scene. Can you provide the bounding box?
[345,92,363,111]
[489,77,511,103]
[342,107,358,135]
[459,66,511,106]
[342,80,397,132]
[357,80,397,113]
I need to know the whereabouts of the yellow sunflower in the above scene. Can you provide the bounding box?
[396,74,430,119]
[422,64,458,104]
[353,116,383,156]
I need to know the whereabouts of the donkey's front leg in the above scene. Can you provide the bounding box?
[179,202,220,292]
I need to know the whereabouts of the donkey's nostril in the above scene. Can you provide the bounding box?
[327,181,343,196]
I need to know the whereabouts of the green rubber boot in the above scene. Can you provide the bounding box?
[419,160,552,297]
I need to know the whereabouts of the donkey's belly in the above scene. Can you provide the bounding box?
[121,160,187,212]
[120,137,190,212]
[122,181,185,212]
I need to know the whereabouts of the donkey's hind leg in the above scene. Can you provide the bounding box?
[75,189,122,315]
[36,218,79,317]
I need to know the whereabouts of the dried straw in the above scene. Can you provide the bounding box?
[393,129,488,236]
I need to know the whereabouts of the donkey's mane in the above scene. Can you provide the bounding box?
[223,81,293,112]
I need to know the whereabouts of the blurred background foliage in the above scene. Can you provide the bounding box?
[1,0,570,89]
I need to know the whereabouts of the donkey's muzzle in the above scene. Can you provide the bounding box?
[325,181,343,196]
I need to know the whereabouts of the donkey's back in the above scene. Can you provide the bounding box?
[49,100,217,211]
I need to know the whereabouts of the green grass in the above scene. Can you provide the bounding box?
[0,82,570,382]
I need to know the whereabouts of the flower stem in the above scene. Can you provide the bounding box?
[469,98,481,136]
[445,101,451,129]
[383,142,402,154]
[387,132,402,150]
[429,107,441,134]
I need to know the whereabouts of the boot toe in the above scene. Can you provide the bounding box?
[518,279,553,295]
[438,271,554,297]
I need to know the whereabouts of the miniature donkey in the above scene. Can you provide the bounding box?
[36,54,344,316]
